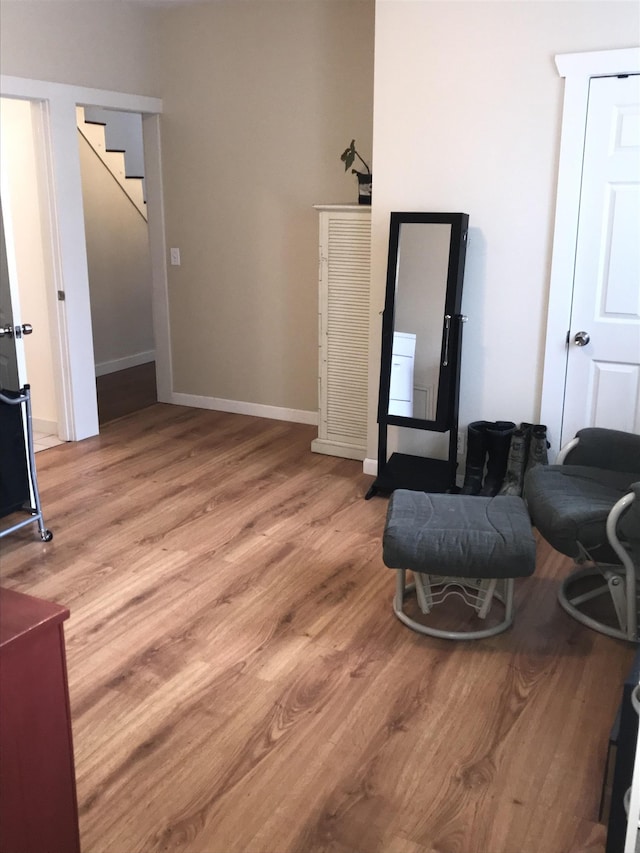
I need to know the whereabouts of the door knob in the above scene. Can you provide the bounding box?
[0,323,34,339]
[573,331,590,347]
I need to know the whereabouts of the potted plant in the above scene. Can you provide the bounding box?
[340,139,372,205]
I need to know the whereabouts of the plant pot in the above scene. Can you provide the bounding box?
[356,171,372,205]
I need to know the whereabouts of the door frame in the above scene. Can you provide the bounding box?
[0,75,168,441]
[540,47,640,458]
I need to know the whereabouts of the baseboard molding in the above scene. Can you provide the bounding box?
[32,418,58,435]
[170,392,318,426]
[363,457,378,477]
[95,351,155,377]
[311,438,365,461]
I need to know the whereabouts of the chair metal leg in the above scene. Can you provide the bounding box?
[607,572,628,635]
[558,563,638,643]
[556,488,639,643]
[606,490,638,642]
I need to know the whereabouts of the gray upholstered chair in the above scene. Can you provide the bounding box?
[524,428,640,642]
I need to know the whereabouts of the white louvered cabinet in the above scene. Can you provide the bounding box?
[311,204,371,460]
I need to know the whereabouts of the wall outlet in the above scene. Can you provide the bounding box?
[170,248,181,266]
[457,429,465,456]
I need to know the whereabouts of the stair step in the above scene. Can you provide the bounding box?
[76,105,147,220]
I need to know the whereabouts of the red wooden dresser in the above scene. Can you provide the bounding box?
[0,587,81,853]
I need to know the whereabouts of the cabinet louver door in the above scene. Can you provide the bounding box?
[312,207,371,460]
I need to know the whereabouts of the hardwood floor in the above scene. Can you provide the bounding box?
[0,404,634,853]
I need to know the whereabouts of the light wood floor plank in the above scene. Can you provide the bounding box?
[0,404,634,853]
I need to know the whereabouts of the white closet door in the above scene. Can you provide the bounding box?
[561,74,640,445]
[312,206,370,460]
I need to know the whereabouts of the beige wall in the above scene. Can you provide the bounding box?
[0,0,375,418]
[155,1,374,411]
[0,0,159,95]
[371,0,639,459]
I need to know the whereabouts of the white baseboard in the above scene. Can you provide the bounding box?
[363,457,377,476]
[32,417,58,435]
[311,438,365,461]
[95,350,155,377]
[170,392,318,426]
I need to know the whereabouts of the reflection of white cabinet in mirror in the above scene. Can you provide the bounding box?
[389,332,415,417]
[311,205,371,460]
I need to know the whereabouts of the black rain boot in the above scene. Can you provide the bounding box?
[480,421,516,496]
[498,428,529,496]
[519,422,533,464]
[460,421,490,495]
[525,424,550,473]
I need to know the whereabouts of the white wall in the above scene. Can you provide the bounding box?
[370,0,640,461]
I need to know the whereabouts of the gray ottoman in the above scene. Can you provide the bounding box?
[383,490,536,639]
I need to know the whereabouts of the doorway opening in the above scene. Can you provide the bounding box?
[76,105,157,425]
[0,78,167,443]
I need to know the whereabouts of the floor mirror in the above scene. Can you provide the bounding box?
[366,211,469,499]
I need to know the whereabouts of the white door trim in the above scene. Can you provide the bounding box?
[142,112,172,405]
[540,47,640,457]
[0,75,166,441]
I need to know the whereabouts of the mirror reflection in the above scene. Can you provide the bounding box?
[388,223,451,420]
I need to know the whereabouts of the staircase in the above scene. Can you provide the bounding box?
[76,106,147,221]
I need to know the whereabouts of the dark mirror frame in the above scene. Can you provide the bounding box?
[366,211,469,499]
[378,212,468,430]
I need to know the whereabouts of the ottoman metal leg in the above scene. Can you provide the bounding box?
[393,570,515,641]
[384,491,535,641]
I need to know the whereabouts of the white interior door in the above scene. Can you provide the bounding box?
[0,191,28,392]
[561,73,640,445]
